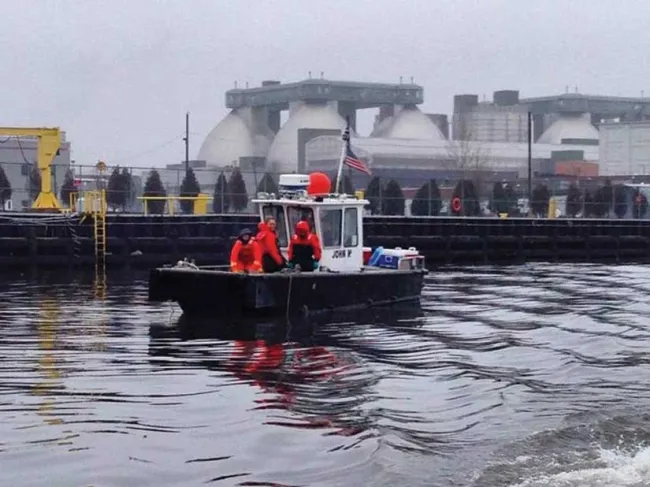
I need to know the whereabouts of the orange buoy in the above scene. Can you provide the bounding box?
[307,172,331,195]
[451,196,462,213]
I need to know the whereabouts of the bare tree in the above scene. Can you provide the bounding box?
[444,120,494,200]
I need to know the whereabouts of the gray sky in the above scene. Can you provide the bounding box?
[1,0,648,169]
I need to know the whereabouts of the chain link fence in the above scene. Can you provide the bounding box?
[1,160,648,218]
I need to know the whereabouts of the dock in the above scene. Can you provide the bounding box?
[1,212,650,268]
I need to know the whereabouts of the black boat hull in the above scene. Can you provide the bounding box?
[148,267,426,318]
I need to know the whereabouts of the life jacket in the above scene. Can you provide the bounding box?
[288,221,322,271]
[230,229,262,272]
[256,222,284,265]
[290,237,317,271]
[256,222,267,239]
[236,242,256,265]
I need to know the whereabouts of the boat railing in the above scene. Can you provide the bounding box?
[255,190,365,202]
[199,265,230,270]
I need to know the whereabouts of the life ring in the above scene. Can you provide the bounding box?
[451,197,462,213]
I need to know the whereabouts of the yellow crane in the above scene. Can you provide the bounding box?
[0,126,62,210]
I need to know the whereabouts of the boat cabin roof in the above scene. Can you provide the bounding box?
[251,193,368,207]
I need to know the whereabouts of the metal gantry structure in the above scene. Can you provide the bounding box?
[0,126,63,210]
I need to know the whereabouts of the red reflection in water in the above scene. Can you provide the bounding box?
[227,340,362,437]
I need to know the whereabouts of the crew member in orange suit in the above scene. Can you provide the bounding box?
[288,220,322,272]
[230,228,262,273]
[256,217,286,273]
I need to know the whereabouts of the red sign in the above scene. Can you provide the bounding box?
[73,179,82,187]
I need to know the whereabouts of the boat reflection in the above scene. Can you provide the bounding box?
[149,305,424,437]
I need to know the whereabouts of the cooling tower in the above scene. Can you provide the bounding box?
[197,109,273,167]
[371,106,445,140]
[537,113,599,145]
[267,102,347,172]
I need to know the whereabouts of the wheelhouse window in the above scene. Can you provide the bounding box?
[319,208,342,248]
[343,207,358,247]
[262,204,288,247]
[287,206,315,235]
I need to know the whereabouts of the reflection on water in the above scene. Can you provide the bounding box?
[3,265,650,486]
[34,299,63,427]
[147,308,422,444]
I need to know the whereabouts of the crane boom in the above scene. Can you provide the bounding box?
[0,126,62,210]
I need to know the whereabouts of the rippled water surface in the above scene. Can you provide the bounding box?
[3,264,650,486]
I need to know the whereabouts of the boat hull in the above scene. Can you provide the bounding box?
[148,267,426,318]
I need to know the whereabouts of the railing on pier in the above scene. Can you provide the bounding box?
[137,195,212,216]
[69,190,107,216]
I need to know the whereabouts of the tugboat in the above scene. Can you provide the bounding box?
[148,172,427,318]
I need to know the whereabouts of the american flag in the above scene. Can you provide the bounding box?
[341,124,371,175]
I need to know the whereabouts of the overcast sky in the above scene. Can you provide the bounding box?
[1,0,648,169]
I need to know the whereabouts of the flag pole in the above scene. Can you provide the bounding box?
[335,116,350,194]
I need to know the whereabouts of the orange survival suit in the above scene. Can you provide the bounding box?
[230,228,262,273]
[287,220,322,272]
[256,221,286,273]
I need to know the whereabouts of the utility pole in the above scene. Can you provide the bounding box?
[528,111,533,215]
[184,112,190,175]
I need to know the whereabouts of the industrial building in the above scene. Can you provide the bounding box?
[195,78,447,174]
[187,79,606,196]
[158,78,650,204]
[305,134,599,185]
[451,90,650,144]
[0,134,71,210]
[598,121,650,176]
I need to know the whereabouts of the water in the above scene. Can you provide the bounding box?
[2,265,650,486]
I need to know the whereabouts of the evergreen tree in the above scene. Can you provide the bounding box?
[0,164,11,209]
[411,179,441,216]
[256,172,279,195]
[29,165,41,202]
[613,184,628,218]
[365,176,382,214]
[503,183,519,216]
[382,179,405,215]
[583,190,594,217]
[633,189,648,219]
[530,184,550,217]
[228,168,248,212]
[451,179,480,216]
[60,169,77,208]
[601,179,614,216]
[490,182,507,214]
[107,166,132,211]
[591,186,609,218]
[213,172,230,213]
[143,169,167,214]
[106,166,122,211]
[330,174,354,195]
[179,167,201,214]
[565,183,582,218]
[120,167,133,211]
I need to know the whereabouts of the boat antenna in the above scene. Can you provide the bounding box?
[335,116,350,195]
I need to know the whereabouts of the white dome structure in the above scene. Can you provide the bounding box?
[537,113,599,145]
[197,109,272,167]
[371,106,445,140]
[267,103,347,172]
